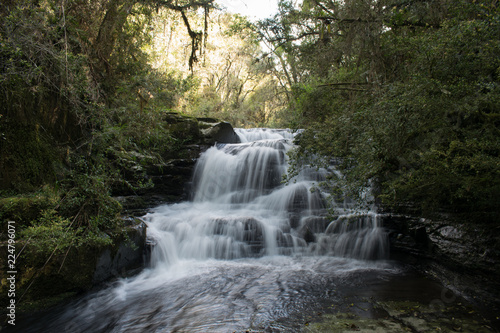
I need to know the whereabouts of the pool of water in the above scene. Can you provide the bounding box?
[6,128,497,332]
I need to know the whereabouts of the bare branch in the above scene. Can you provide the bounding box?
[145,0,216,11]
[316,16,381,24]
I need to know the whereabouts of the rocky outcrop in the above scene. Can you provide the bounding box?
[198,120,241,144]
[382,214,500,321]
[162,112,240,146]
[93,218,147,283]
[0,218,147,311]
[111,113,241,212]
[0,113,241,312]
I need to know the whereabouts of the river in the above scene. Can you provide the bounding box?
[11,128,494,332]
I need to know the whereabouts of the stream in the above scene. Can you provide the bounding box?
[11,128,496,332]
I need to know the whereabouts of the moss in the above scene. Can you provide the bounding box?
[304,301,493,333]
[0,219,145,314]
[166,120,200,144]
[0,123,63,192]
[162,111,202,144]
[0,189,60,232]
[304,313,406,332]
[0,241,100,306]
[15,291,79,314]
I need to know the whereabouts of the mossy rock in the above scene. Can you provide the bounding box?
[0,220,146,313]
[304,301,493,333]
[197,117,222,130]
[0,192,59,232]
[304,313,406,332]
[166,120,201,144]
[0,244,95,313]
[196,117,220,123]
[163,112,201,144]
[200,122,241,145]
[163,111,196,124]
[0,122,64,192]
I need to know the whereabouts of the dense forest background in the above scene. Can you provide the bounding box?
[272,0,500,221]
[0,0,499,258]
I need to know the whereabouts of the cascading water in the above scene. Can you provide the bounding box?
[147,128,388,266]
[17,128,395,333]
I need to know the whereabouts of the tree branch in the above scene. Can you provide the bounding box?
[316,16,381,24]
[180,10,202,71]
[317,82,370,87]
[311,0,335,16]
[145,0,216,11]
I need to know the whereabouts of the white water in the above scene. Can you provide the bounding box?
[147,128,388,265]
[19,128,394,333]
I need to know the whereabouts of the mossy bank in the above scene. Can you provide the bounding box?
[0,111,241,318]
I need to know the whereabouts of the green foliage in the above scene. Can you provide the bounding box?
[58,159,122,231]
[0,187,59,232]
[0,0,221,305]
[21,209,76,256]
[21,208,114,258]
[0,122,61,192]
[271,0,500,219]
[0,0,100,120]
[225,13,259,42]
[153,11,287,127]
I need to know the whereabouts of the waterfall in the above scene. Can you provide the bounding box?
[144,128,388,266]
[17,128,395,333]
[17,130,490,333]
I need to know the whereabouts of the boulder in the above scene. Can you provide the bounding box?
[200,121,241,145]
[93,219,147,283]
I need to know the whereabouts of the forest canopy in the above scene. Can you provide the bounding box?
[262,0,500,218]
[1,0,499,220]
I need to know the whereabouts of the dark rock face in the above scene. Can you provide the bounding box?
[93,219,147,283]
[199,121,241,145]
[112,113,241,212]
[299,216,330,234]
[0,219,147,307]
[382,214,500,320]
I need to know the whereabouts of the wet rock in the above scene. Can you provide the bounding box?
[302,227,316,244]
[301,216,330,234]
[289,213,301,229]
[297,216,330,243]
[276,230,294,247]
[210,217,265,256]
[286,184,310,212]
[200,121,241,145]
[326,215,377,234]
[413,226,429,246]
[304,300,493,333]
[381,213,500,321]
[437,225,463,239]
[93,219,147,283]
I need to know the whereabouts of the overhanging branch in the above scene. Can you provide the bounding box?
[147,0,216,11]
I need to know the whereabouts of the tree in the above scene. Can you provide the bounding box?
[147,10,286,127]
[0,0,216,191]
[264,0,500,219]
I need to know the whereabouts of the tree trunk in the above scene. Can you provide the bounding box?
[92,0,135,95]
